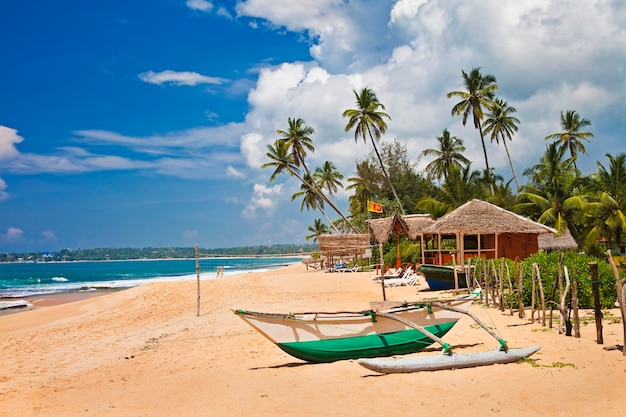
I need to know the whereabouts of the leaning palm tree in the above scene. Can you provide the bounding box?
[292,172,340,234]
[343,87,405,214]
[545,110,593,170]
[314,161,344,206]
[346,160,379,216]
[421,129,470,182]
[447,67,498,194]
[483,98,521,191]
[262,141,359,233]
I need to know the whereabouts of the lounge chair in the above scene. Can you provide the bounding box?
[373,267,404,281]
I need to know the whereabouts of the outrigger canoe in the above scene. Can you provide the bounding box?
[233,291,478,363]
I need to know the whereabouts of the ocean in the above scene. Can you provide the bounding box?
[0,257,302,299]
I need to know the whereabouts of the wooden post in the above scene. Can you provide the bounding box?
[605,250,625,355]
[517,259,525,318]
[530,263,537,323]
[561,266,571,336]
[498,260,504,312]
[572,266,580,338]
[535,264,546,327]
[379,243,387,301]
[452,254,459,291]
[195,244,200,317]
[589,262,603,344]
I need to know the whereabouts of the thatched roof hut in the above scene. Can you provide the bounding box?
[421,199,558,266]
[537,229,579,251]
[424,199,555,235]
[367,214,434,244]
[317,234,371,264]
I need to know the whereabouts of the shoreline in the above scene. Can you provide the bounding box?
[1,263,624,416]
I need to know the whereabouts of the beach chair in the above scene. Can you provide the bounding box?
[373,267,403,281]
[383,267,417,287]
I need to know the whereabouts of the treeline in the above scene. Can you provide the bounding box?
[1,244,318,263]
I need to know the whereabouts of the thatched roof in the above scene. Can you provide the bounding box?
[424,199,556,235]
[538,229,579,251]
[318,234,371,258]
[367,214,434,244]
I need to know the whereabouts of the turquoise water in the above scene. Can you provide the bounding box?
[0,257,302,298]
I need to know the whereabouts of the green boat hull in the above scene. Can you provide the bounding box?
[277,321,456,363]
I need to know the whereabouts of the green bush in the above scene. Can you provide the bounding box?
[478,252,618,309]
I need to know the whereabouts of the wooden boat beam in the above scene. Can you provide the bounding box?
[431,301,508,351]
[375,311,452,354]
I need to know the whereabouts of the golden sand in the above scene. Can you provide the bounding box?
[1,264,624,416]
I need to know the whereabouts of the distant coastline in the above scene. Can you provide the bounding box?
[1,244,318,263]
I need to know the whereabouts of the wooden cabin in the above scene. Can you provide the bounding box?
[421,199,559,266]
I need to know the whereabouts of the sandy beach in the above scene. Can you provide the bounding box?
[1,263,624,416]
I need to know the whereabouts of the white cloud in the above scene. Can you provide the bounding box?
[42,230,57,241]
[0,177,8,201]
[186,0,213,13]
[0,126,24,161]
[226,165,246,179]
[138,70,225,86]
[242,183,282,219]
[1,227,24,242]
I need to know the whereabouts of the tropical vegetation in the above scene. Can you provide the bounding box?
[260,68,625,282]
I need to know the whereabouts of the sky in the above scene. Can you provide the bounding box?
[1,0,625,252]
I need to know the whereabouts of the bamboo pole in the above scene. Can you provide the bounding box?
[378,243,387,301]
[498,259,505,312]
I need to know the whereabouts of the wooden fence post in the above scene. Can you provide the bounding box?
[572,266,580,338]
[589,262,603,344]
[605,250,625,356]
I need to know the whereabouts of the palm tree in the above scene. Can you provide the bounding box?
[346,161,379,216]
[421,129,470,182]
[544,110,593,170]
[584,153,626,249]
[447,67,498,194]
[292,172,340,234]
[482,98,521,191]
[276,117,316,176]
[262,141,358,233]
[314,161,344,205]
[305,219,330,242]
[343,87,405,214]
[515,142,585,240]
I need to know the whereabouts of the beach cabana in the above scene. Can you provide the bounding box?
[422,199,557,266]
[318,234,371,267]
[367,214,434,268]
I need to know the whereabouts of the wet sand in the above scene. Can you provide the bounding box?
[1,264,624,416]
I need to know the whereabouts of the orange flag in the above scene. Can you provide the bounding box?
[367,201,383,213]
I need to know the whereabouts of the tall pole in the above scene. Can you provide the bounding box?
[196,244,200,317]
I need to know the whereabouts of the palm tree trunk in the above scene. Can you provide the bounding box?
[501,135,520,192]
[297,165,361,234]
[478,124,495,195]
[367,128,406,214]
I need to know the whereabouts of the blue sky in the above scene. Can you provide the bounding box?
[1,0,625,252]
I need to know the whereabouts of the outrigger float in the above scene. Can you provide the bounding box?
[358,299,540,373]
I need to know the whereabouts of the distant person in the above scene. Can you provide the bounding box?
[216,266,224,278]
